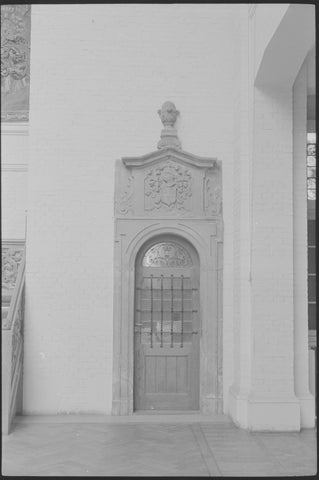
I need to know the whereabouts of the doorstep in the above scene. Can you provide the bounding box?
[13,413,232,424]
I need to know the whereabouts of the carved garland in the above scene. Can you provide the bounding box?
[116,175,134,215]
[2,248,24,289]
[1,5,31,122]
[11,302,23,380]
[204,173,222,216]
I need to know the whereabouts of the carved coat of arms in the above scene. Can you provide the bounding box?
[144,160,192,212]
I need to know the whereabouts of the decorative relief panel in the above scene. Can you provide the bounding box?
[144,160,192,213]
[143,242,192,267]
[2,248,24,289]
[204,172,222,216]
[1,5,31,122]
[116,174,134,216]
[11,302,23,376]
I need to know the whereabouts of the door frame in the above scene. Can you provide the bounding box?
[112,221,223,415]
[134,235,201,411]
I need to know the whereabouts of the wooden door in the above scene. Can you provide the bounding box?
[134,240,200,411]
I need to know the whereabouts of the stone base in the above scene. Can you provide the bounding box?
[299,394,316,428]
[228,386,249,428]
[229,387,301,431]
[112,400,130,416]
[201,395,223,415]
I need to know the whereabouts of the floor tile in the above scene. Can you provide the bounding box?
[1,418,317,477]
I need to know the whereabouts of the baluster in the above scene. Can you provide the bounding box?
[160,275,163,347]
[150,274,153,348]
[181,275,184,348]
[170,274,174,348]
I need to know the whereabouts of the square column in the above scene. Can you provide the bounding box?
[230,85,302,431]
[248,86,300,430]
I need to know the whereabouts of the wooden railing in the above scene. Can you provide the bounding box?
[2,242,25,435]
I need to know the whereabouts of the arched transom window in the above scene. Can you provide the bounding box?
[142,241,192,267]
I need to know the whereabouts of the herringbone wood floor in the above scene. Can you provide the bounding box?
[1,417,317,477]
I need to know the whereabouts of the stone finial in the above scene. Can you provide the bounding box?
[157,101,181,150]
[158,101,179,127]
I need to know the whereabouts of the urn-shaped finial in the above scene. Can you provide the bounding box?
[158,101,179,128]
[157,101,181,149]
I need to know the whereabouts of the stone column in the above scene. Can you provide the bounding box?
[246,85,300,431]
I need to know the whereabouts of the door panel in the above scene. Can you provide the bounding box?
[134,241,200,411]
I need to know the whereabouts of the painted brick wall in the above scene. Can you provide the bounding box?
[23,4,241,414]
[231,6,252,400]
[1,131,29,239]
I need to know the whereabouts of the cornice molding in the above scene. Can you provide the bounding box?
[1,164,28,172]
[2,239,26,247]
[122,146,218,169]
[1,123,29,136]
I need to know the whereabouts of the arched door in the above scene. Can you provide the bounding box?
[134,238,200,411]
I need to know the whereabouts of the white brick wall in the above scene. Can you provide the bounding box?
[230,5,252,402]
[23,4,240,414]
[1,130,29,239]
[1,171,27,240]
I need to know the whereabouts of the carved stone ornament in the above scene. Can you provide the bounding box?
[11,302,23,373]
[2,248,23,289]
[157,101,181,149]
[1,5,31,122]
[204,173,222,215]
[143,242,192,267]
[145,160,192,212]
[116,175,134,215]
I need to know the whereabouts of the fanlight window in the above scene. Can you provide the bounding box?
[143,242,192,267]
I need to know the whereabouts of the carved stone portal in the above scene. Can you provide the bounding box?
[113,104,223,416]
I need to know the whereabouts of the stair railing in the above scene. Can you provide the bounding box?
[2,245,25,435]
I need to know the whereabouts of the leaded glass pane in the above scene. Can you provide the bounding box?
[308,276,316,302]
[308,248,316,274]
[308,178,316,190]
[143,242,192,267]
[307,133,316,145]
[308,304,316,330]
[307,166,316,178]
[308,220,316,244]
[307,155,316,166]
[308,190,316,200]
[307,133,316,201]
